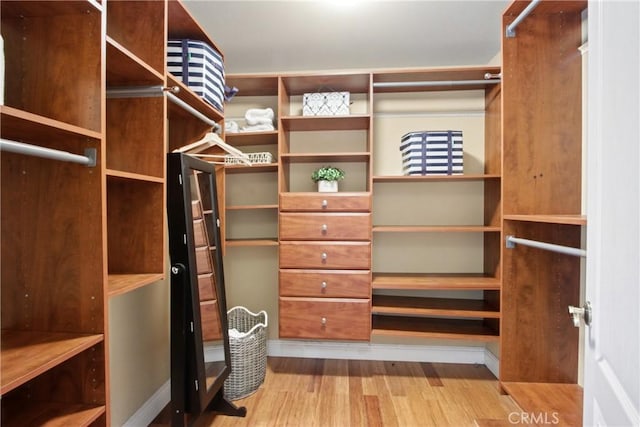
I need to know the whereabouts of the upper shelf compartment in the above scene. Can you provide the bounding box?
[168,0,222,53]
[373,66,501,93]
[1,0,103,133]
[106,0,166,78]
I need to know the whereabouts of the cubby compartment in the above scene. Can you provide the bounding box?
[106,177,165,295]
[106,97,166,178]
[1,1,102,132]
[106,0,166,75]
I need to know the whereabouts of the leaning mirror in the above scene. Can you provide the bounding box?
[166,153,246,426]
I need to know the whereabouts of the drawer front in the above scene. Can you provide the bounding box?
[279,213,371,241]
[200,300,222,341]
[279,297,370,340]
[280,193,371,212]
[279,241,371,269]
[280,269,371,298]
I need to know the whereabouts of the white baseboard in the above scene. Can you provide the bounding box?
[123,379,170,427]
[125,340,501,426]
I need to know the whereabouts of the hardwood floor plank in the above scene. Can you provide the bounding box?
[154,357,529,427]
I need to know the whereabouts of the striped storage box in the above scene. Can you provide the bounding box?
[400,130,463,175]
[167,39,225,111]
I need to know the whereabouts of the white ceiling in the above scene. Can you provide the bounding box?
[184,0,509,74]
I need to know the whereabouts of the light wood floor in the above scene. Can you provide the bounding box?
[184,357,524,427]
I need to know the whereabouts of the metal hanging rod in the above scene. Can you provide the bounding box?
[106,85,221,132]
[0,138,97,167]
[506,235,586,258]
[373,79,501,89]
[506,0,541,38]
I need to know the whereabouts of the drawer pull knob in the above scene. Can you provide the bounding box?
[321,281,327,290]
[321,224,328,233]
[321,252,327,260]
[322,199,328,208]
[321,317,327,325]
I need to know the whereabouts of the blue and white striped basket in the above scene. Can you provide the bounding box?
[167,39,225,112]
[400,130,463,175]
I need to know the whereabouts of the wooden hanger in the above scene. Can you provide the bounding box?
[173,129,252,166]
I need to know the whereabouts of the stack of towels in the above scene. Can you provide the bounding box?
[226,108,275,133]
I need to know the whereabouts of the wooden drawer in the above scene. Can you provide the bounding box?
[279,213,371,241]
[198,273,217,301]
[280,241,371,269]
[280,269,371,298]
[280,192,371,212]
[279,297,370,340]
[195,246,212,274]
[200,300,222,341]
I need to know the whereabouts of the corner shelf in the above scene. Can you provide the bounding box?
[281,152,371,163]
[225,131,278,146]
[281,115,370,131]
[108,273,166,297]
[372,295,500,318]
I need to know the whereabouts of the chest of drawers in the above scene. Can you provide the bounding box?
[278,193,372,341]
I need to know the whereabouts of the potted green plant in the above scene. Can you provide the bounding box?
[311,166,345,192]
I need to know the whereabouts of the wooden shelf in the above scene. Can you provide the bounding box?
[373,66,501,93]
[504,214,586,226]
[281,115,370,131]
[501,382,583,427]
[0,330,104,395]
[225,130,278,146]
[373,174,500,183]
[225,74,279,97]
[226,204,279,211]
[372,273,500,290]
[166,74,224,124]
[106,169,164,183]
[1,400,105,427]
[281,73,371,94]
[372,295,500,318]
[106,36,164,86]
[1,105,101,144]
[373,225,501,233]
[372,315,499,342]
[167,0,222,53]
[108,273,165,297]
[281,152,370,163]
[224,163,278,174]
[226,238,279,247]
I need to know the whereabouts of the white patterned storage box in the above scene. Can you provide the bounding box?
[302,91,350,116]
[400,130,463,175]
[167,39,225,111]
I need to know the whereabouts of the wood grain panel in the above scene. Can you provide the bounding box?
[279,242,371,269]
[106,0,166,73]
[279,213,371,241]
[280,192,371,212]
[106,97,165,177]
[502,7,583,216]
[1,150,104,333]
[279,269,371,298]
[500,221,581,383]
[2,8,102,131]
[197,273,217,301]
[107,178,164,275]
[193,219,208,247]
[279,298,370,340]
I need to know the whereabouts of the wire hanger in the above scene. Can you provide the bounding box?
[173,129,252,166]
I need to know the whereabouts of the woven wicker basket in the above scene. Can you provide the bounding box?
[224,151,273,165]
[223,306,268,400]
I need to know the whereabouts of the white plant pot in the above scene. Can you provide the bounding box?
[317,180,338,193]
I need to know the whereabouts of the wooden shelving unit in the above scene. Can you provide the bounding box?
[1,1,107,424]
[499,0,587,423]
[370,65,502,342]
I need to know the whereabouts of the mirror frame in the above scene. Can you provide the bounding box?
[167,153,244,424]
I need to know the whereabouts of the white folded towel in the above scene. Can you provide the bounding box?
[225,120,239,133]
[241,123,275,132]
[245,108,274,126]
